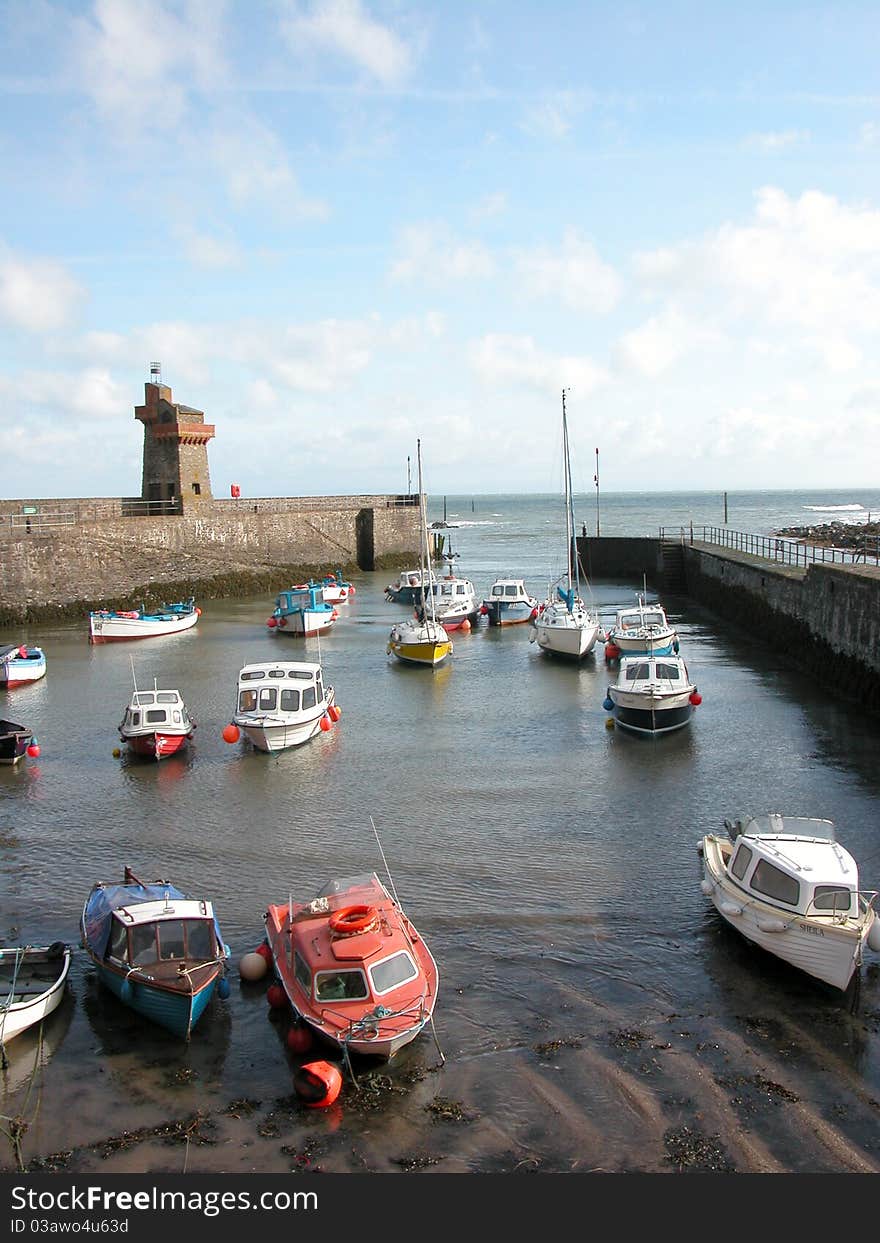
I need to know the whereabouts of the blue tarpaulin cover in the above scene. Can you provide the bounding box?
[83,881,223,959]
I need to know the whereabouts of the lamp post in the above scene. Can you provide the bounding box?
[594,448,600,537]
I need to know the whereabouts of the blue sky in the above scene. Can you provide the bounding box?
[3,0,880,499]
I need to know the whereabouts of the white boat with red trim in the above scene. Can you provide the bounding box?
[0,644,47,689]
[231,659,338,753]
[118,680,196,761]
[88,598,200,644]
[268,584,337,637]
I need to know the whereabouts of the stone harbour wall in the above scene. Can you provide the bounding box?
[0,500,420,623]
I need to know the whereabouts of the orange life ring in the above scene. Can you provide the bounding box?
[328,905,379,937]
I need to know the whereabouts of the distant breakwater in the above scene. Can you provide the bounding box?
[775,520,880,550]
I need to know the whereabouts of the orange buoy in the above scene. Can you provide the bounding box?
[267,616,277,628]
[319,715,331,732]
[329,905,379,936]
[604,642,621,661]
[689,691,703,706]
[460,618,471,632]
[195,607,202,616]
[294,1061,343,1108]
[222,724,240,744]
[328,704,341,722]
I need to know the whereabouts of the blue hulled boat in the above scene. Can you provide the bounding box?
[81,867,230,1039]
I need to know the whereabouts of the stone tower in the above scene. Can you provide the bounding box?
[134,367,215,509]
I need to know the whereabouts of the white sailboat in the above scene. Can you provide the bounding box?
[531,390,602,660]
[387,441,453,668]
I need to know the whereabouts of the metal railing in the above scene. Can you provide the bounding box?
[660,525,880,568]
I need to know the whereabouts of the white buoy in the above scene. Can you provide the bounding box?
[239,951,268,981]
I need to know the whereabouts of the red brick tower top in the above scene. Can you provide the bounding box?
[134,366,215,507]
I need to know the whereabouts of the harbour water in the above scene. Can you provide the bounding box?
[2,488,880,1176]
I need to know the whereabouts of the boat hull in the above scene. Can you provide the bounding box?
[0,651,47,689]
[122,731,192,761]
[274,609,336,637]
[0,722,32,765]
[89,609,199,644]
[532,610,600,659]
[88,957,218,1039]
[611,633,678,657]
[610,693,693,735]
[235,688,336,753]
[701,834,873,991]
[483,601,536,626]
[0,945,71,1047]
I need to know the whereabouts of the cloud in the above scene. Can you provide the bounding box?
[469,333,608,395]
[389,224,495,284]
[614,308,718,378]
[513,230,622,314]
[71,0,227,136]
[744,129,810,151]
[205,114,328,219]
[1,366,130,419]
[859,121,880,146]
[279,0,414,86]
[520,91,587,141]
[0,251,85,333]
[470,192,507,221]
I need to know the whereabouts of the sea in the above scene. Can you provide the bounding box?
[2,488,880,1183]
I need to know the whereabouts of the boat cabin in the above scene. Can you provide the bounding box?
[105,898,220,968]
[722,816,859,919]
[428,577,476,603]
[487,579,531,601]
[237,662,324,716]
[614,605,670,633]
[122,690,189,732]
[618,657,690,687]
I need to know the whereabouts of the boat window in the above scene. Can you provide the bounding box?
[505,585,518,597]
[491,585,503,597]
[259,687,277,710]
[294,951,311,994]
[185,921,215,959]
[241,670,265,681]
[156,692,178,703]
[130,923,158,966]
[370,951,418,995]
[130,711,141,727]
[280,688,300,711]
[268,670,285,678]
[157,920,187,960]
[289,670,314,681]
[172,711,181,723]
[750,860,800,906]
[644,612,664,627]
[812,886,853,913]
[315,969,369,1001]
[134,693,155,705]
[730,843,753,881]
[302,686,317,710]
[145,709,167,723]
[109,918,129,963]
[239,689,257,712]
[654,663,680,680]
[625,663,650,681]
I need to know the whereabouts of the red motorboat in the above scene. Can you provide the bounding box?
[118,681,195,761]
[265,871,441,1063]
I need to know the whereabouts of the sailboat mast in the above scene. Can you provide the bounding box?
[562,389,579,602]
[416,440,437,626]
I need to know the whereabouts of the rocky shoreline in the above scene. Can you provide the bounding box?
[774,520,880,549]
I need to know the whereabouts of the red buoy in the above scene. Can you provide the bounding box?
[266,983,288,1009]
[267,616,277,628]
[294,1061,343,1108]
[26,744,40,758]
[255,942,273,961]
[286,1025,313,1054]
[605,642,621,661]
[689,691,703,706]
[328,704,341,722]
[222,724,240,744]
[319,715,331,732]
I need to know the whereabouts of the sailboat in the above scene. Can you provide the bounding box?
[531,390,602,660]
[387,442,453,668]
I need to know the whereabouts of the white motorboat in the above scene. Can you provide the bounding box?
[88,598,200,644]
[605,597,678,659]
[418,542,480,632]
[230,659,338,753]
[531,390,602,660]
[604,654,700,735]
[387,441,453,669]
[698,813,880,992]
[268,584,337,637]
[0,943,71,1063]
[480,577,539,627]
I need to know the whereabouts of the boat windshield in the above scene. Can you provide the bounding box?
[742,815,836,840]
[111,917,216,966]
[316,872,381,899]
[315,969,369,1001]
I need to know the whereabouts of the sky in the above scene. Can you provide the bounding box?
[3,0,880,501]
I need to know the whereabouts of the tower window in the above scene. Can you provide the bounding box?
[192,482,201,495]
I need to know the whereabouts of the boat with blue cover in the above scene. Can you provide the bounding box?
[88,598,200,644]
[80,867,230,1039]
